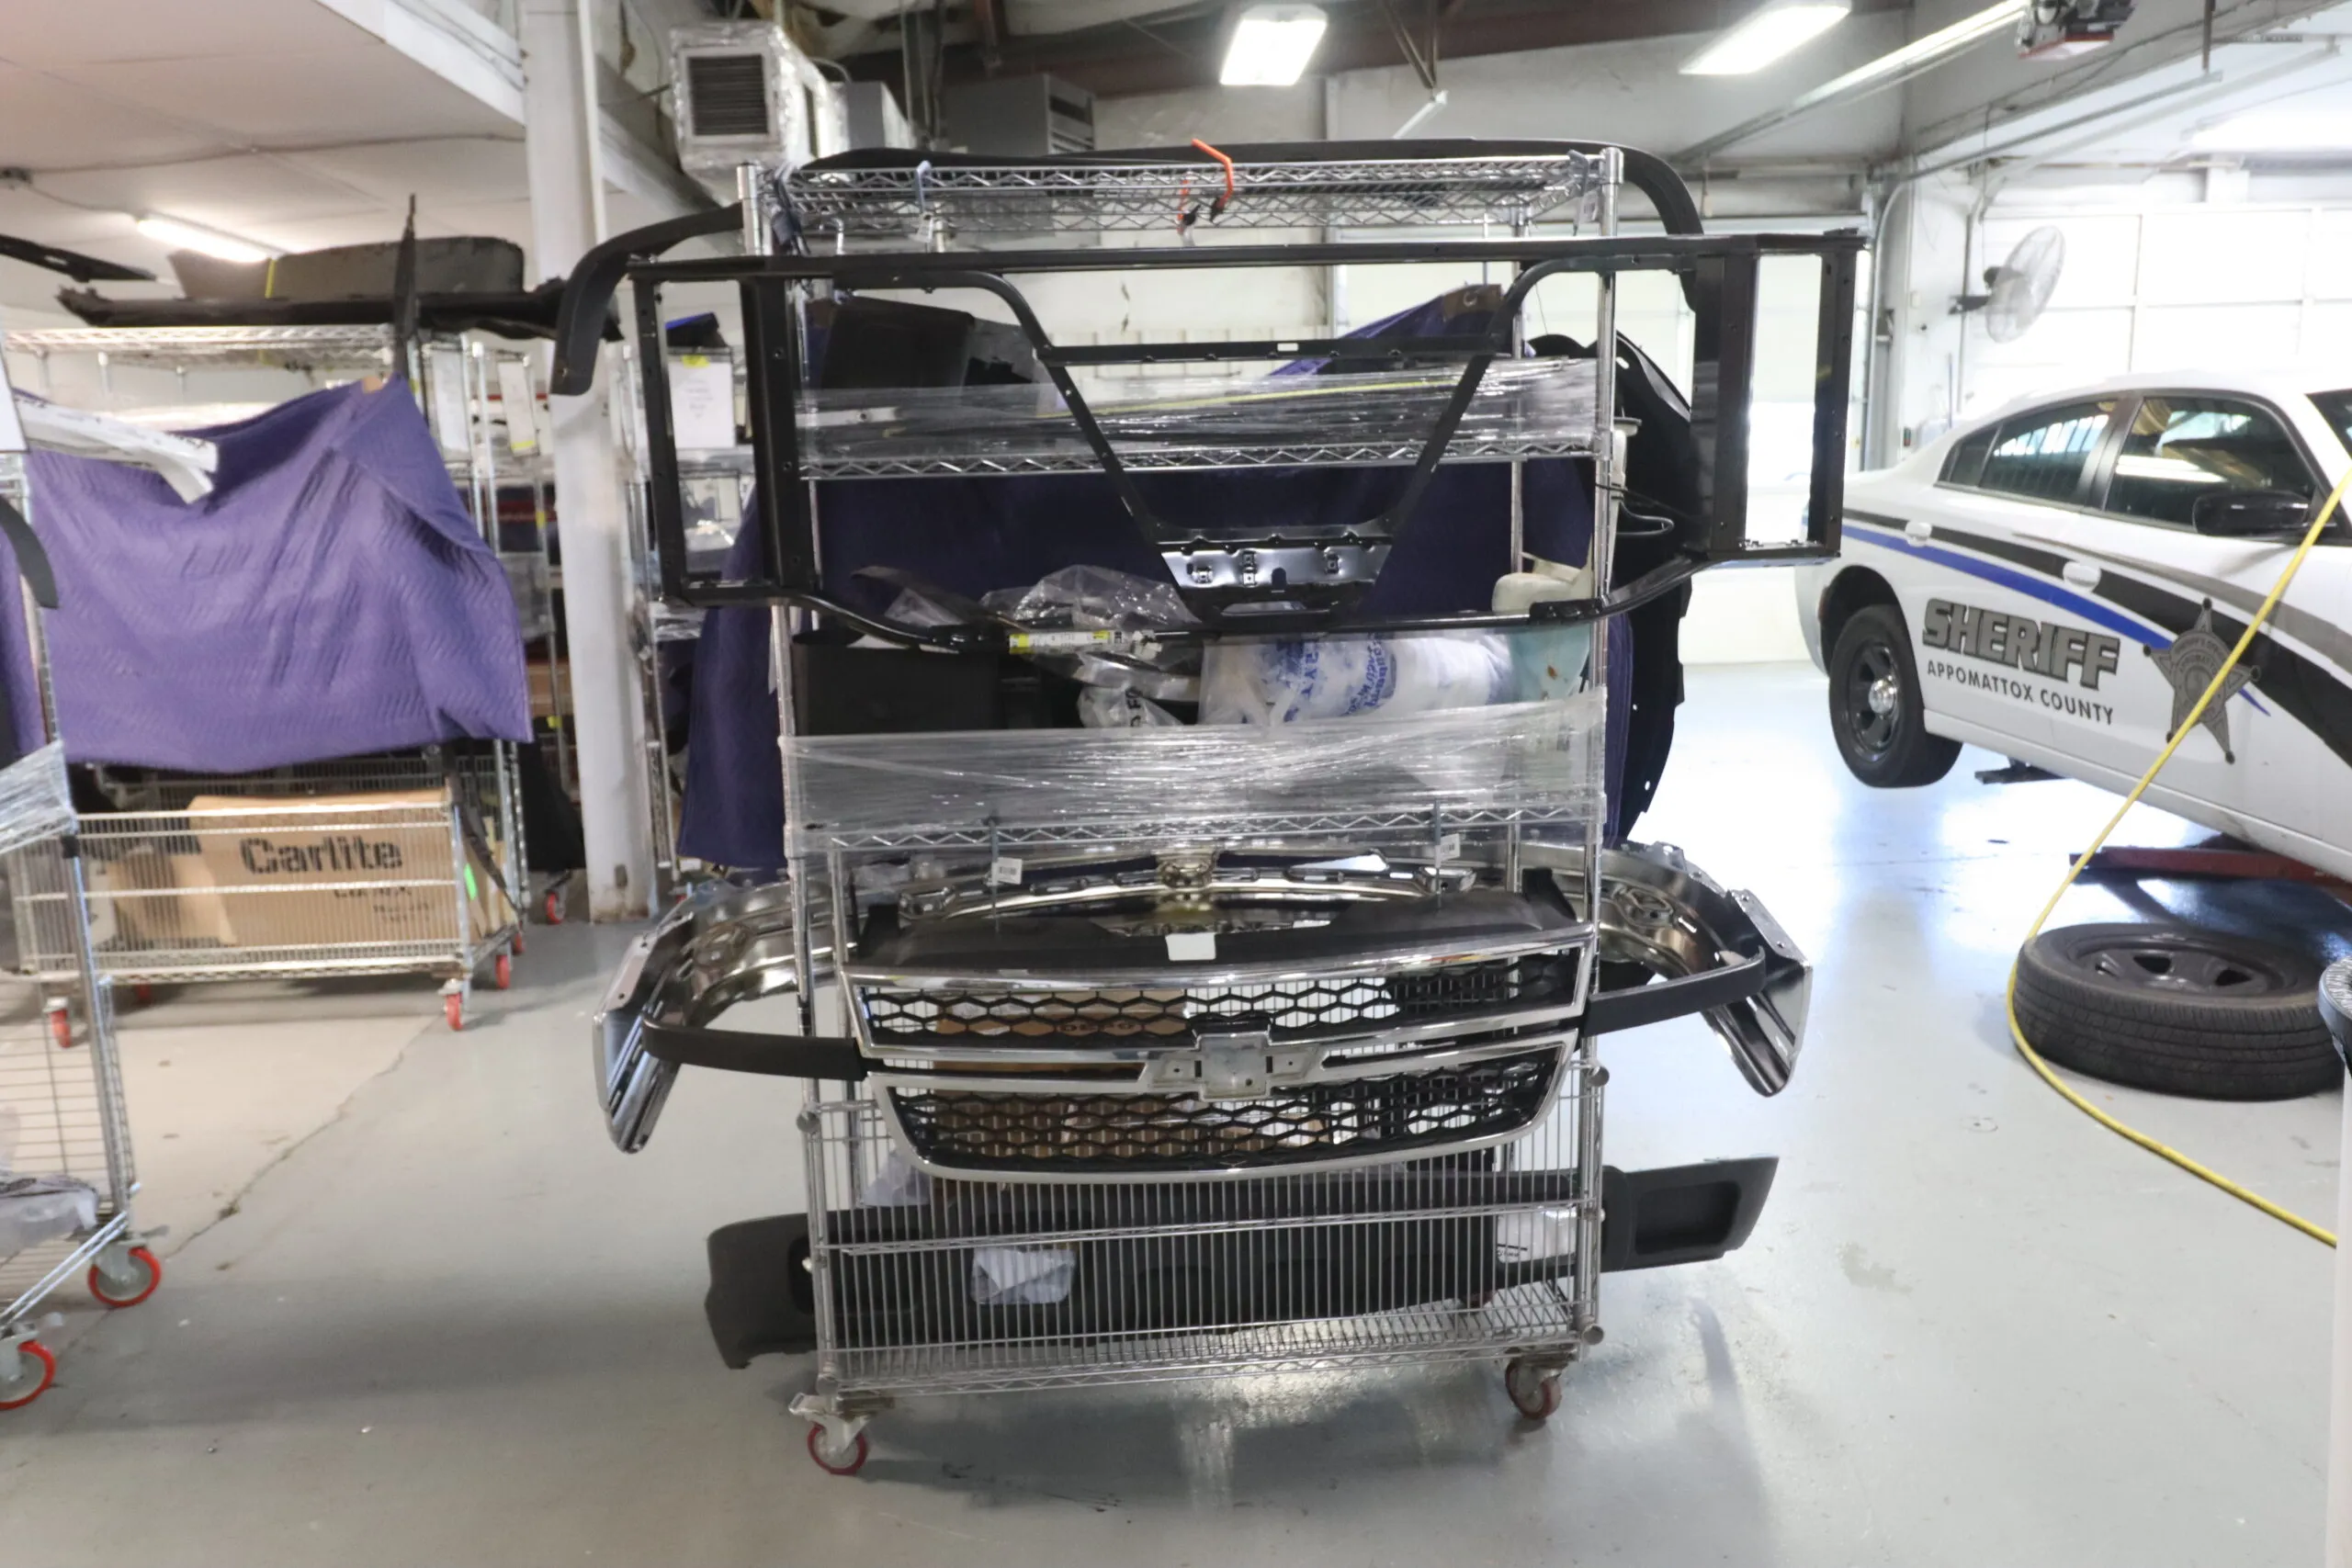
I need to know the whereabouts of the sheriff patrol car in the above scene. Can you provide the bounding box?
[1795,372,2352,879]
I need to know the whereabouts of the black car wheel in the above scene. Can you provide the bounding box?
[2015,921,2336,1100]
[1827,604,1961,787]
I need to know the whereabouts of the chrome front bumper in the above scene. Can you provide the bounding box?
[596,840,1809,1156]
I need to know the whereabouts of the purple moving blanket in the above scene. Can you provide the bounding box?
[5,380,530,770]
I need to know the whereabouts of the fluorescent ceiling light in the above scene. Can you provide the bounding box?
[1221,3,1327,86]
[1678,0,2026,161]
[134,214,275,265]
[1824,0,2023,92]
[2192,107,2352,152]
[1683,1,1851,76]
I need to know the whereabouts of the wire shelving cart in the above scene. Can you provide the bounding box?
[613,341,755,898]
[572,141,1848,1471]
[0,324,537,1027]
[0,416,162,1413]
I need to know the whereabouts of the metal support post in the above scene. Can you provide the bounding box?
[523,0,654,919]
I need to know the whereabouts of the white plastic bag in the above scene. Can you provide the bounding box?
[1199,632,1514,726]
[1495,1206,1578,1265]
[857,1150,933,1208]
[971,1245,1075,1305]
[1078,685,1186,728]
[0,1176,98,1256]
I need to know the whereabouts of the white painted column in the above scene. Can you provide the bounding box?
[522,0,653,921]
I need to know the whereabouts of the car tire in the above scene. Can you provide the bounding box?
[2014,921,2337,1100]
[1826,604,1961,787]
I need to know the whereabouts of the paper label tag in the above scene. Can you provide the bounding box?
[1006,629,1162,660]
[495,358,539,454]
[668,354,738,451]
[1435,832,1463,862]
[1009,629,1112,654]
[988,856,1023,887]
[1165,931,1217,962]
[425,348,471,456]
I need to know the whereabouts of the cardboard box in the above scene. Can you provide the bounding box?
[527,658,571,718]
[91,838,236,953]
[173,790,514,953]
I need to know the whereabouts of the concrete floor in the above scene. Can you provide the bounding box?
[0,662,2338,1566]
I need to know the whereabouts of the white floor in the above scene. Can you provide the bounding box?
[0,663,2338,1567]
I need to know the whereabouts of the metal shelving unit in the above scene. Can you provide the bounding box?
[782,148,1609,240]
[615,344,752,897]
[0,425,163,1414]
[575,141,1848,1471]
[0,324,537,1025]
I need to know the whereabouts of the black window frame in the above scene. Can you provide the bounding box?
[1941,399,2120,508]
[1940,424,1995,489]
[2085,390,2327,534]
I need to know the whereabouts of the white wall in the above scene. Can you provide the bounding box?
[1962,187,2352,417]
[1870,167,1978,459]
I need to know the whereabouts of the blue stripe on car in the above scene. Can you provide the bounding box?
[1844,516,2270,714]
[1845,519,2155,645]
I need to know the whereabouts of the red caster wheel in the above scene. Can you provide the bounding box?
[492,953,513,990]
[0,1341,56,1410]
[510,931,526,956]
[89,1245,163,1310]
[543,889,565,925]
[46,1005,73,1051]
[807,1424,870,1476]
[445,994,466,1031]
[131,984,154,1007]
[1505,1357,1561,1422]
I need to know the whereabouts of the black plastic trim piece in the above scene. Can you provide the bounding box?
[0,493,60,609]
[1600,1156,1778,1272]
[706,1213,817,1367]
[1584,952,1769,1035]
[641,1021,868,1080]
[550,204,742,396]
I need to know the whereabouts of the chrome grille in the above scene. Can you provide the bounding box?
[886,1050,1559,1176]
[860,954,1576,1047]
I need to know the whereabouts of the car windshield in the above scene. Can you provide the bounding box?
[2315,389,2352,461]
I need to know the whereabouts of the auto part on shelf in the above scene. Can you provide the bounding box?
[595,840,1808,1154]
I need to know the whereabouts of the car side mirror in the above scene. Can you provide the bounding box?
[2191,489,2312,538]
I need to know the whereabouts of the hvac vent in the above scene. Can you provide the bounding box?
[670,20,840,189]
[686,53,773,140]
[944,75,1096,158]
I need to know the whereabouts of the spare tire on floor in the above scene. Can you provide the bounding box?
[2013,921,2336,1100]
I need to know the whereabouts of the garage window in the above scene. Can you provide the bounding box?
[1975,400,2115,503]
[2100,397,2312,526]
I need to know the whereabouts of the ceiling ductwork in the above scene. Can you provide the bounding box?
[807,0,1913,102]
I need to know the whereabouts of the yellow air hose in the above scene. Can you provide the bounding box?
[2003,463,2352,1247]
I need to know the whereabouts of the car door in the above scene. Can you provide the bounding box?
[2050,391,2346,852]
[1894,399,2121,757]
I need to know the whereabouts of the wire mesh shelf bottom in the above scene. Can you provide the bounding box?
[822,1283,1583,1396]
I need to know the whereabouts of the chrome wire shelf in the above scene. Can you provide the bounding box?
[802,1085,1593,1399]
[806,432,1601,480]
[4,325,413,371]
[803,803,1591,854]
[782,152,1608,237]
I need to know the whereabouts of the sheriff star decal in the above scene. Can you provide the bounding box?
[2147,602,2253,762]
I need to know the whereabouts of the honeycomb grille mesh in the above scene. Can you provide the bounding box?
[887,1050,1559,1174]
[862,954,1572,1046]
